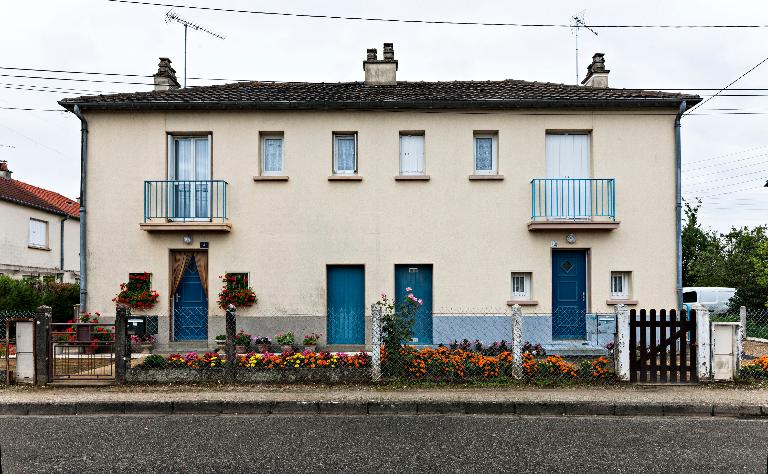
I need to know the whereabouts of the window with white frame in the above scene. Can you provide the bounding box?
[474,133,498,174]
[28,218,48,248]
[511,272,532,300]
[610,272,631,299]
[399,133,425,175]
[261,134,284,175]
[333,133,357,174]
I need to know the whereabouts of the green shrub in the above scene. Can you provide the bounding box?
[140,354,166,369]
[0,276,79,322]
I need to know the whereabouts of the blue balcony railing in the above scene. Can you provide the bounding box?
[144,180,228,223]
[531,178,615,221]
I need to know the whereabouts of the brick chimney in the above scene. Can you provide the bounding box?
[363,43,398,85]
[581,53,610,88]
[0,161,11,180]
[153,57,180,91]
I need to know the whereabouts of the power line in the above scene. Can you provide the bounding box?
[0,73,151,86]
[685,153,768,172]
[684,170,768,189]
[103,0,768,29]
[684,145,768,165]
[685,54,768,115]
[685,159,768,180]
[0,66,266,83]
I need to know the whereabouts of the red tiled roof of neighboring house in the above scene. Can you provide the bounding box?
[14,181,79,218]
[0,178,79,218]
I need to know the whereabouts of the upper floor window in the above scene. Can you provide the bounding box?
[399,133,425,175]
[169,135,211,181]
[610,271,631,299]
[333,133,357,175]
[261,134,284,176]
[474,132,498,174]
[28,218,48,249]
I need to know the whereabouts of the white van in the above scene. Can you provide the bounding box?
[682,287,736,315]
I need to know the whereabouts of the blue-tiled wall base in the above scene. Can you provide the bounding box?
[432,314,616,356]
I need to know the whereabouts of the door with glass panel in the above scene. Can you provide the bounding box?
[545,133,591,219]
[169,136,211,221]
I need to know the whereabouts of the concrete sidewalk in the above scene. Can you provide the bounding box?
[0,384,767,418]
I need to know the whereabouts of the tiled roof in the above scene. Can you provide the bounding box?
[14,181,79,218]
[59,80,701,111]
[0,178,79,218]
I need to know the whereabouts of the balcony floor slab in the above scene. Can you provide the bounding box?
[139,222,232,232]
[527,221,620,231]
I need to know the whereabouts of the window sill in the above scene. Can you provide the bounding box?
[506,300,538,306]
[606,299,638,306]
[253,175,289,181]
[328,175,363,181]
[28,245,50,251]
[469,174,504,180]
[395,175,430,181]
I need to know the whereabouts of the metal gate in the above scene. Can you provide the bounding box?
[49,322,115,381]
[630,309,698,383]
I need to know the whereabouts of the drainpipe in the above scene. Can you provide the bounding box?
[675,100,687,309]
[59,215,68,276]
[72,105,88,311]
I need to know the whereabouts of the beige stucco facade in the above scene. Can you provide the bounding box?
[83,107,677,338]
[0,199,80,282]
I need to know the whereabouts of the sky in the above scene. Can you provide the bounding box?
[0,0,766,233]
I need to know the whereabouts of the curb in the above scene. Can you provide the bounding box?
[0,400,764,418]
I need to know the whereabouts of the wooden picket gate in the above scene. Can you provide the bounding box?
[629,309,698,383]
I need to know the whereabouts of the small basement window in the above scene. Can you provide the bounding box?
[511,272,532,300]
[610,272,631,299]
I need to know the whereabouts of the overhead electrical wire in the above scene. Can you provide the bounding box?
[683,144,768,165]
[102,0,768,29]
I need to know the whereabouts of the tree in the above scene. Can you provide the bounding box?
[682,201,726,287]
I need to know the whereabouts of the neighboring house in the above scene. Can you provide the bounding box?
[59,45,701,349]
[0,161,80,283]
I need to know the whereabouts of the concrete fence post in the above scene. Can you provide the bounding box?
[33,305,52,385]
[691,303,711,380]
[370,304,382,382]
[72,304,80,320]
[510,304,523,379]
[224,305,236,382]
[739,306,747,341]
[614,304,630,382]
[114,305,129,384]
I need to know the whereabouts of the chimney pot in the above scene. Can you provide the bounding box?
[0,160,11,179]
[363,43,398,85]
[153,57,180,91]
[581,52,610,88]
[383,43,395,61]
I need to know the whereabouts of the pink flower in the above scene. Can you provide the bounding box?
[405,287,412,292]
[418,299,423,304]
[380,293,386,298]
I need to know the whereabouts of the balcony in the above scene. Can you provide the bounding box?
[140,180,231,232]
[528,178,619,231]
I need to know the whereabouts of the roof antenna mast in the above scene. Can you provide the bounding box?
[571,11,598,84]
[165,10,226,88]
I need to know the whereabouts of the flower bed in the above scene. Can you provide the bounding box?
[740,355,768,379]
[127,350,371,384]
[383,347,613,383]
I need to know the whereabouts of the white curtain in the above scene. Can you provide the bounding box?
[335,136,356,172]
[263,138,283,173]
[545,134,591,219]
[475,137,493,171]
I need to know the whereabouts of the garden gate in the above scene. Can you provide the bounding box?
[49,322,116,381]
[629,309,698,383]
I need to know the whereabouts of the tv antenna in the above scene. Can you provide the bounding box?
[571,12,598,84]
[165,10,226,88]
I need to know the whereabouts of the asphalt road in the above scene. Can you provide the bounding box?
[0,414,765,473]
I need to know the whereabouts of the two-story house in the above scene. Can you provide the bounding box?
[59,44,700,350]
[0,161,80,283]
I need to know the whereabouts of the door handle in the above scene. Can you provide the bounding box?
[175,294,180,303]
[582,292,586,302]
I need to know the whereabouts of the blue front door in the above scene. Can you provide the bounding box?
[174,256,208,340]
[395,264,433,345]
[552,250,587,340]
[327,266,365,345]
